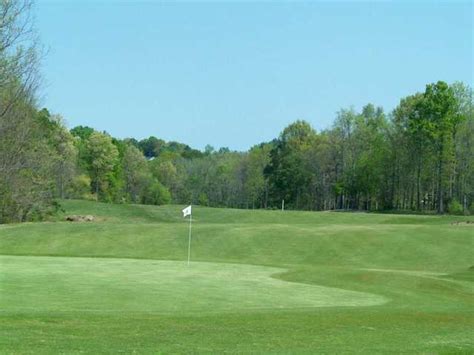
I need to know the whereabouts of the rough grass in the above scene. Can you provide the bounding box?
[0,200,473,353]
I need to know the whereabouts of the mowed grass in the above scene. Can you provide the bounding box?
[0,200,473,353]
[1,256,386,314]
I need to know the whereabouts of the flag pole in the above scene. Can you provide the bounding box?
[187,212,192,266]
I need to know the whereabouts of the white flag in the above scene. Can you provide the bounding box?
[182,205,192,218]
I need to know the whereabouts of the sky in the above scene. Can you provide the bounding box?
[35,1,473,151]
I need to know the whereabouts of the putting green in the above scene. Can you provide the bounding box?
[0,255,387,314]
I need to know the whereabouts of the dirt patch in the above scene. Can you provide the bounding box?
[450,221,474,226]
[65,215,95,222]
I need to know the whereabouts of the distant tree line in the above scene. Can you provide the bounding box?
[1,1,473,223]
[65,80,472,216]
[3,80,471,223]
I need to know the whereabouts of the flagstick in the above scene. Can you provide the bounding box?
[187,214,192,266]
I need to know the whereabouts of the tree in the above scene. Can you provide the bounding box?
[86,132,119,201]
[331,108,358,209]
[70,125,94,140]
[138,136,165,158]
[452,82,474,212]
[35,110,79,199]
[0,0,39,118]
[0,1,55,222]
[0,103,56,222]
[51,118,78,199]
[393,93,428,210]
[243,143,271,208]
[351,105,388,210]
[150,159,178,199]
[122,144,151,203]
[266,120,317,209]
[420,81,459,213]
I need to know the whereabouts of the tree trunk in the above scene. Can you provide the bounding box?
[416,162,421,211]
[437,150,444,214]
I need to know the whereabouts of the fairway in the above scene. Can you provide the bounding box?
[1,200,473,353]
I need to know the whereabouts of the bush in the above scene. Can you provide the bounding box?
[28,200,64,222]
[448,199,463,215]
[198,193,209,206]
[141,180,171,205]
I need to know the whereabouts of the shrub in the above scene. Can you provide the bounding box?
[198,193,209,206]
[141,180,171,205]
[448,199,463,215]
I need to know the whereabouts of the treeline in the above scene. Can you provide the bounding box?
[115,81,471,215]
[14,79,471,220]
[1,2,473,223]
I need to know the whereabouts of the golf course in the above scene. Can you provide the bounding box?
[0,0,472,353]
[1,200,473,353]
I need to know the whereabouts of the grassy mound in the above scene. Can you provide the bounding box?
[1,200,473,270]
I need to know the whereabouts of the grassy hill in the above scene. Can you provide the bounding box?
[1,200,473,353]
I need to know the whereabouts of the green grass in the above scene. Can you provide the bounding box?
[1,199,473,353]
[1,256,386,314]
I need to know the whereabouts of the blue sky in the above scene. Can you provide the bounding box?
[36,1,472,151]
